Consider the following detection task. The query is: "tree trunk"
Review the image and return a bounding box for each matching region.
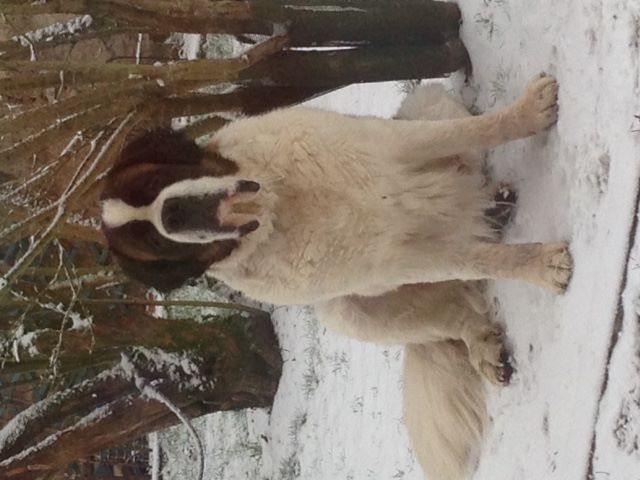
[253,0,462,46]
[244,39,470,87]
[163,85,334,117]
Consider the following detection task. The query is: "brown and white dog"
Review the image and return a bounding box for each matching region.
[101,74,571,480]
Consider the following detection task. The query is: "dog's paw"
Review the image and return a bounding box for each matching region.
[513,73,559,135]
[485,183,518,236]
[539,242,573,293]
[467,327,513,386]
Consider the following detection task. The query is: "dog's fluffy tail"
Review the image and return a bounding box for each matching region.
[395,83,485,171]
[403,341,486,480]
[395,83,471,121]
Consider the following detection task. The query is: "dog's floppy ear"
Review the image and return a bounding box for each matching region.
[109,234,239,292]
[113,252,210,292]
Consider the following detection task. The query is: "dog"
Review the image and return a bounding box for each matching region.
[101,73,572,479]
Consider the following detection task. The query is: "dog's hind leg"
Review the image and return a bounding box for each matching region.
[316,282,515,478]
[316,281,512,385]
[317,282,514,478]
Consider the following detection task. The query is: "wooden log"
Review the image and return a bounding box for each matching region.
[243,39,470,87]
[163,85,332,118]
[253,0,462,46]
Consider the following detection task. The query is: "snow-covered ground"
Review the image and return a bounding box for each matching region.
[157,1,640,478]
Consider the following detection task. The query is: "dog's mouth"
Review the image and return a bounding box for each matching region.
[160,179,261,242]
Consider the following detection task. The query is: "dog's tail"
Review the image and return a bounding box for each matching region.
[395,83,471,121]
[395,83,485,171]
[403,341,486,480]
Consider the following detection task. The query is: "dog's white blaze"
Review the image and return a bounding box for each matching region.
[159,176,236,200]
[159,228,241,244]
[102,176,243,244]
[101,199,152,228]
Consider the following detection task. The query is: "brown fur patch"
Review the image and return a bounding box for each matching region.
[111,240,237,292]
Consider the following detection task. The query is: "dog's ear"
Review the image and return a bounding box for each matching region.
[101,128,237,205]
[108,230,239,292]
[113,252,210,292]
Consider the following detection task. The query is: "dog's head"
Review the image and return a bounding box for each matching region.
[101,129,261,291]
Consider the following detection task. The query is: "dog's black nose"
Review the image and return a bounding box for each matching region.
[161,194,221,234]
[236,180,260,193]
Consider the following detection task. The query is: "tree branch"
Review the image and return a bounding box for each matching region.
[0,113,139,295]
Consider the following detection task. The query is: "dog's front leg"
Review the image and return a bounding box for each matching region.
[454,242,573,293]
[388,73,559,163]
[374,241,572,294]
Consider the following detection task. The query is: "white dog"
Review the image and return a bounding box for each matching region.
[101,74,571,479]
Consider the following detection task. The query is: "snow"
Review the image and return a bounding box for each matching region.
[11,325,40,360]
[15,15,93,46]
[14,15,93,61]
[156,1,640,479]
[459,1,640,478]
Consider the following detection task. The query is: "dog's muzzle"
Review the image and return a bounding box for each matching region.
[159,179,261,243]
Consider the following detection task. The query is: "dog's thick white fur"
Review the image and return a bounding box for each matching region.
[103,74,572,479]
[209,74,570,304]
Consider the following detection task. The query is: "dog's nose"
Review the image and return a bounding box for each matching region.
[161,194,221,234]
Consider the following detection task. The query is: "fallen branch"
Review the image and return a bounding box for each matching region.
[7,297,267,318]
[0,315,282,478]
[0,34,290,94]
[125,353,205,480]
